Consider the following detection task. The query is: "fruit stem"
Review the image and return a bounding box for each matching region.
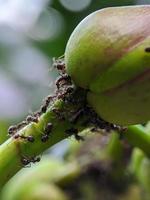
[124,125,150,157]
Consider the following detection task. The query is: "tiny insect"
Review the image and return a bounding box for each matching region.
[90,127,98,132]
[65,128,84,141]
[52,108,65,120]
[26,135,35,142]
[145,47,150,53]
[40,95,55,114]
[46,95,55,104]
[57,86,74,100]
[57,91,66,99]
[31,156,41,163]
[74,134,84,141]
[55,75,72,90]
[26,115,39,123]
[69,108,84,124]
[17,121,27,130]
[34,111,41,117]
[13,134,35,143]
[64,86,74,96]
[65,127,78,135]
[41,122,53,142]
[41,134,49,142]
[40,104,47,113]
[8,120,30,137]
[53,57,65,74]
[44,123,53,135]
[21,156,41,166]
[21,157,30,166]
[8,125,17,136]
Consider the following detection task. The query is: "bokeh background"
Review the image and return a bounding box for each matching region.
[0,0,149,146]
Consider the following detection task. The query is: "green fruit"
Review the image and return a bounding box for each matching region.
[65,5,150,125]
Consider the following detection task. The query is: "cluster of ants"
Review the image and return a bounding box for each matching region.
[7,56,123,166]
[7,57,75,166]
[8,116,53,142]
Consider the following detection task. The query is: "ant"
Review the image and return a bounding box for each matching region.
[8,114,41,137]
[41,134,49,142]
[65,128,84,141]
[69,106,91,125]
[45,95,55,105]
[90,127,98,132]
[26,115,39,123]
[16,121,28,130]
[55,74,72,90]
[53,56,65,74]
[44,123,53,134]
[64,86,74,95]
[21,156,41,166]
[40,104,47,114]
[40,95,55,114]
[69,108,85,124]
[145,47,150,53]
[74,134,84,141]
[52,108,65,120]
[41,123,53,143]
[8,125,17,136]
[57,86,74,100]
[21,157,30,166]
[13,134,35,143]
[8,121,28,136]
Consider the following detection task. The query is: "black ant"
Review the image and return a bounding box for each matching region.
[40,105,47,114]
[65,128,84,141]
[90,127,98,132]
[33,111,41,118]
[21,156,41,166]
[26,115,39,123]
[40,95,55,114]
[8,121,28,136]
[69,108,85,124]
[63,88,81,105]
[74,134,84,141]
[145,47,150,53]
[55,74,72,90]
[8,125,17,136]
[57,86,74,100]
[64,86,74,95]
[63,87,87,105]
[41,134,49,143]
[16,121,28,130]
[45,95,55,105]
[69,106,91,125]
[53,57,65,74]
[21,157,30,166]
[13,134,35,143]
[44,123,53,134]
[41,123,53,143]
[52,108,65,120]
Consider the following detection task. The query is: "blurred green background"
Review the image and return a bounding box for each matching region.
[0,0,149,143]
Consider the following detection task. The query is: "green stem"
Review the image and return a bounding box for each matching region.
[105,132,123,161]
[124,125,150,157]
[0,99,86,188]
[1,131,125,200]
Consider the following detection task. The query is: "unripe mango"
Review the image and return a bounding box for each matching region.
[65,5,150,125]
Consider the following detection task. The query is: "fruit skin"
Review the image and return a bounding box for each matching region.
[65,5,150,125]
